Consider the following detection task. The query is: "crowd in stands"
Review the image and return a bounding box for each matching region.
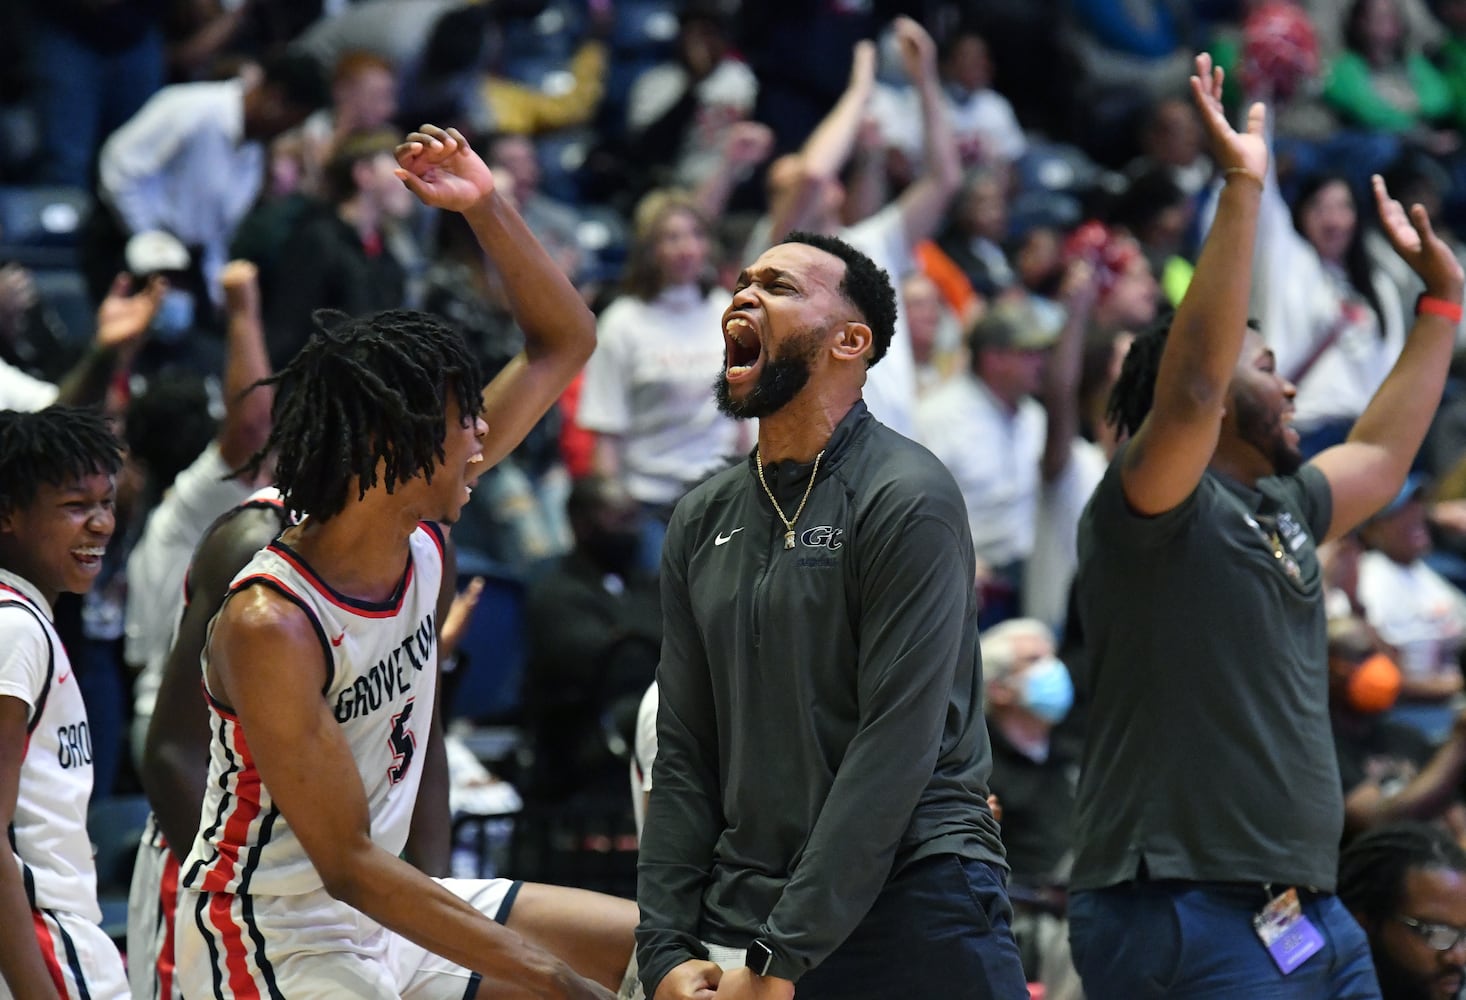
[14,0,1466,996]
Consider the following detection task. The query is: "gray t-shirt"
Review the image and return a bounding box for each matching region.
[1072,448,1341,891]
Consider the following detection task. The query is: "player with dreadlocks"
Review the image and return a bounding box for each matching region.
[172,125,633,1000]
[1339,823,1466,1000]
[1067,54,1466,997]
[0,406,129,999]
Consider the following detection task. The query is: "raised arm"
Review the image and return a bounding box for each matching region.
[1311,177,1465,541]
[215,261,274,472]
[1041,260,1100,483]
[208,588,613,999]
[765,42,876,245]
[890,17,962,248]
[396,125,596,470]
[1120,54,1268,516]
[54,273,165,408]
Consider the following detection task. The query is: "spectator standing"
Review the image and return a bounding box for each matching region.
[264,128,417,368]
[577,189,746,564]
[916,301,1054,627]
[93,53,326,307]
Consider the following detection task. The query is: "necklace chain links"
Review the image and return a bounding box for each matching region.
[755,446,825,550]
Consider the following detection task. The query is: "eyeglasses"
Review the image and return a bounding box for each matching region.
[1396,915,1466,952]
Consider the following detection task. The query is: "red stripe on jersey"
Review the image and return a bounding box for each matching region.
[158,852,180,999]
[31,910,67,995]
[209,894,262,1000]
[200,722,263,892]
[266,544,412,619]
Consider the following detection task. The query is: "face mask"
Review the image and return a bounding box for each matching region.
[1347,653,1402,714]
[151,288,195,343]
[1020,656,1074,725]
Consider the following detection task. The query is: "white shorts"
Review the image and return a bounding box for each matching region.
[0,907,129,1000]
[126,816,183,1000]
[175,877,521,1000]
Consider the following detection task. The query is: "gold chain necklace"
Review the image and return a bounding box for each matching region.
[755,446,824,550]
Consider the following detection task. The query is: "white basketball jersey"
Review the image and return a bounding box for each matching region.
[180,523,444,897]
[0,570,101,921]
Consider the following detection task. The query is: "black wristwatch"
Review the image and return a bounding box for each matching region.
[747,939,775,977]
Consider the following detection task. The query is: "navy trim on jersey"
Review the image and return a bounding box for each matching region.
[184,713,236,888]
[194,892,224,999]
[241,894,285,1000]
[0,596,55,733]
[227,576,337,697]
[464,972,482,999]
[420,520,445,560]
[267,537,413,617]
[8,825,35,906]
[49,908,93,1000]
[496,881,523,925]
[236,804,279,895]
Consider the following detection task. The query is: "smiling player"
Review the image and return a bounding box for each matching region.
[0,406,129,1000]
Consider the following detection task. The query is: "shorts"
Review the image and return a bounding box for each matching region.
[176,877,520,1000]
[0,907,129,1000]
[126,816,182,1000]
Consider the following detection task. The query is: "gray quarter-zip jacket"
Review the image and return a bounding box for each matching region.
[635,401,1006,993]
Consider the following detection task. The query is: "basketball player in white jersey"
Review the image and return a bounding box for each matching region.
[0,406,129,1000]
[172,125,635,999]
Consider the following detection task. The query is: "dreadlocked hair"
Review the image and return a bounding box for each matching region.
[1105,313,1264,439]
[1105,312,1172,440]
[0,406,123,515]
[1338,822,1466,924]
[239,309,483,521]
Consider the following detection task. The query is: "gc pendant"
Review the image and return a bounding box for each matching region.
[784,530,796,550]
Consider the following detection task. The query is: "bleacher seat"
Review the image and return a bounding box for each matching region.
[0,186,92,269]
[498,1,584,61]
[535,127,595,203]
[447,571,528,725]
[608,0,678,59]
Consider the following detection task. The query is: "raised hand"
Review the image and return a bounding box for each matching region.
[848,39,877,96]
[893,16,938,87]
[94,272,166,355]
[220,259,260,318]
[395,124,496,214]
[725,121,775,169]
[1373,174,1465,301]
[1190,52,1267,180]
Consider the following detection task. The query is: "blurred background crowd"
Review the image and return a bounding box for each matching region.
[11,0,1466,995]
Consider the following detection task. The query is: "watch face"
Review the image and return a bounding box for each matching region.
[748,940,774,976]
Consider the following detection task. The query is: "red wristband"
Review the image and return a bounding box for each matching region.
[1416,294,1463,323]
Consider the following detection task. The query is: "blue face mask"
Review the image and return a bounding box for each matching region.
[1020,656,1074,725]
[151,288,195,343]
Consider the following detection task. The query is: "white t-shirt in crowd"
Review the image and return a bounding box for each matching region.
[0,359,60,412]
[1024,437,1108,632]
[1358,551,1466,682]
[872,82,1027,167]
[915,373,1045,568]
[577,284,743,506]
[843,205,918,439]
